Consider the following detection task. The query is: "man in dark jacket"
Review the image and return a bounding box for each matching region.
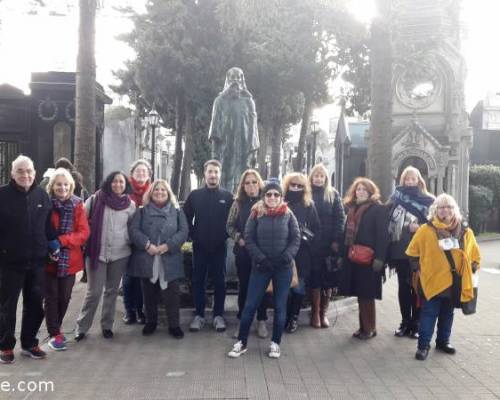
[0,155,52,364]
[183,160,233,332]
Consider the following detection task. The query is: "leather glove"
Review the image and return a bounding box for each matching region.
[472,262,479,274]
[256,258,273,272]
[276,253,292,266]
[372,259,385,273]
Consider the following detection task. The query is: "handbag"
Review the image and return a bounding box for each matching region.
[266,260,298,293]
[347,244,375,266]
[444,250,477,315]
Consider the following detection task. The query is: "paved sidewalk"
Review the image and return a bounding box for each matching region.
[2,241,500,399]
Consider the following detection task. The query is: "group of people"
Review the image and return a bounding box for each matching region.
[0,154,480,364]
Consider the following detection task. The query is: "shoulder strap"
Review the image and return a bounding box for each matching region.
[89,195,96,219]
[444,250,457,274]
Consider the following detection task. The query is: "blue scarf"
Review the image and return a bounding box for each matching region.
[390,186,434,223]
[52,195,81,277]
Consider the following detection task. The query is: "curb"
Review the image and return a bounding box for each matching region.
[476,235,500,243]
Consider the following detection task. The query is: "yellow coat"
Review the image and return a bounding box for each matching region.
[406,222,480,302]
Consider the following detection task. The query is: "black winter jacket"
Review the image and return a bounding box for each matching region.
[183,186,233,252]
[244,204,300,269]
[312,186,345,255]
[286,196,321,277]
[0,180,52,268]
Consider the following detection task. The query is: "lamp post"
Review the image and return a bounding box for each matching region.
[310,120,319,168]
[147,107,160,180]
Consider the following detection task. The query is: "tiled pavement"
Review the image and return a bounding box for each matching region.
[2,240,500,399]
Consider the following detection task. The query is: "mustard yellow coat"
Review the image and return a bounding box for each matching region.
[406,222,480,302]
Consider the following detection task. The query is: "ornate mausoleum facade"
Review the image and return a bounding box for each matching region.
[390,0,471,212]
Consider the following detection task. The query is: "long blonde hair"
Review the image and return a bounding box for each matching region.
[309,164,335,203]
[399,166,431,195]
[343,177,381,207]
[142,179,179,208]
[234,169,264,204]
[283,172,313,207]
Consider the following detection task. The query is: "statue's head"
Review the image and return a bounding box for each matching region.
[223,67,247,92]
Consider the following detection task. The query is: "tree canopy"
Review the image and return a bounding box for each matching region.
[113,0,369,195]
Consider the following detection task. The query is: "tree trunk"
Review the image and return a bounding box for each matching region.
[170,93,185,196]
[75,0,97,191]
[257,122,268,179]
[179,101,194,201]
[270,121,282,178]
[368,0,393,200]
[295,96,313,172]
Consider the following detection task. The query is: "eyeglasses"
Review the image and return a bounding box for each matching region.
[289,183,304,189]
[265,192,281,198]
[244,180,258,185]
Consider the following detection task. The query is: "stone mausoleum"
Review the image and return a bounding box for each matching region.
[336,1,471,212]
[0,71,111,186]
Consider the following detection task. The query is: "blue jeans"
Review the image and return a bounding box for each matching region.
[238,266,292,346]
[192,244,227,318]
[418,295,454,350]
[123,274,143,315]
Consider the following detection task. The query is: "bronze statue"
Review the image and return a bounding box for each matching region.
[208,67,259,192]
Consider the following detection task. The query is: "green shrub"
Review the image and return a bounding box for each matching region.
[470,165,500,202]
[469,184,494,233]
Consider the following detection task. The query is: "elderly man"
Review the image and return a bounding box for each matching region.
[0,155,52,364]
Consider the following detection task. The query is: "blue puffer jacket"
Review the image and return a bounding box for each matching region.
[244,201,300,269]
[127,202,188,282]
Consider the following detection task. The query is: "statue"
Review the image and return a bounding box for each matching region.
[208,67,259,192]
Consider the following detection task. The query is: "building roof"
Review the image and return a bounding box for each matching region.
[0,83,26,100]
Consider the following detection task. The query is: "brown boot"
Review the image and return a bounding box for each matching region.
[320,289,332,328]
[310,289,321,328]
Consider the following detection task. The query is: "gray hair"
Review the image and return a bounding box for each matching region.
[11,155,35,173]
[428,193,463,222]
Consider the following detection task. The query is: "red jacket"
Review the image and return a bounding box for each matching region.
[46,202,90,276]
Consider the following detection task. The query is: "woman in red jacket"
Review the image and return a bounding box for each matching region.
[45,168,90,351]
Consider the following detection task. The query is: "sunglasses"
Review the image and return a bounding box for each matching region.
[244,180,258,185]
[265,192,281,198]
[289,183,304,189]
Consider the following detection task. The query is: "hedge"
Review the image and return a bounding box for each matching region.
[469,165,500,232]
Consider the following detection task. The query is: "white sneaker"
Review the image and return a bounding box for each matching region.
[228,341,247,358]
[268,341,280,358]
[213,315,226,332]
[189,315,205,332]
[256,320,268,338]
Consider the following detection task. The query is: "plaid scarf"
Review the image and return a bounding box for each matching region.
[52,195,81,277]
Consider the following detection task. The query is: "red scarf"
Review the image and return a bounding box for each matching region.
[344,201,373,246]
[129,177,150,206]
[251,201,289,218]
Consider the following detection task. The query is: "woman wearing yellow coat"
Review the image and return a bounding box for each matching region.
[406,193,480,361]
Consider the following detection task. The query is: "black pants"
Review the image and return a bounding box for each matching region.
[141,279,180,328]
[123,273,143,315]
[235,251,267,321]
[44,273,76,337]
[0,266,45,351]
[395,260,420,330]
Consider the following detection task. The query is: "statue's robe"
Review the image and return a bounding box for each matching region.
[208,90,259,192]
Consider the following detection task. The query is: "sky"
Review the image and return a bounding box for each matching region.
[1,0,499,113]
